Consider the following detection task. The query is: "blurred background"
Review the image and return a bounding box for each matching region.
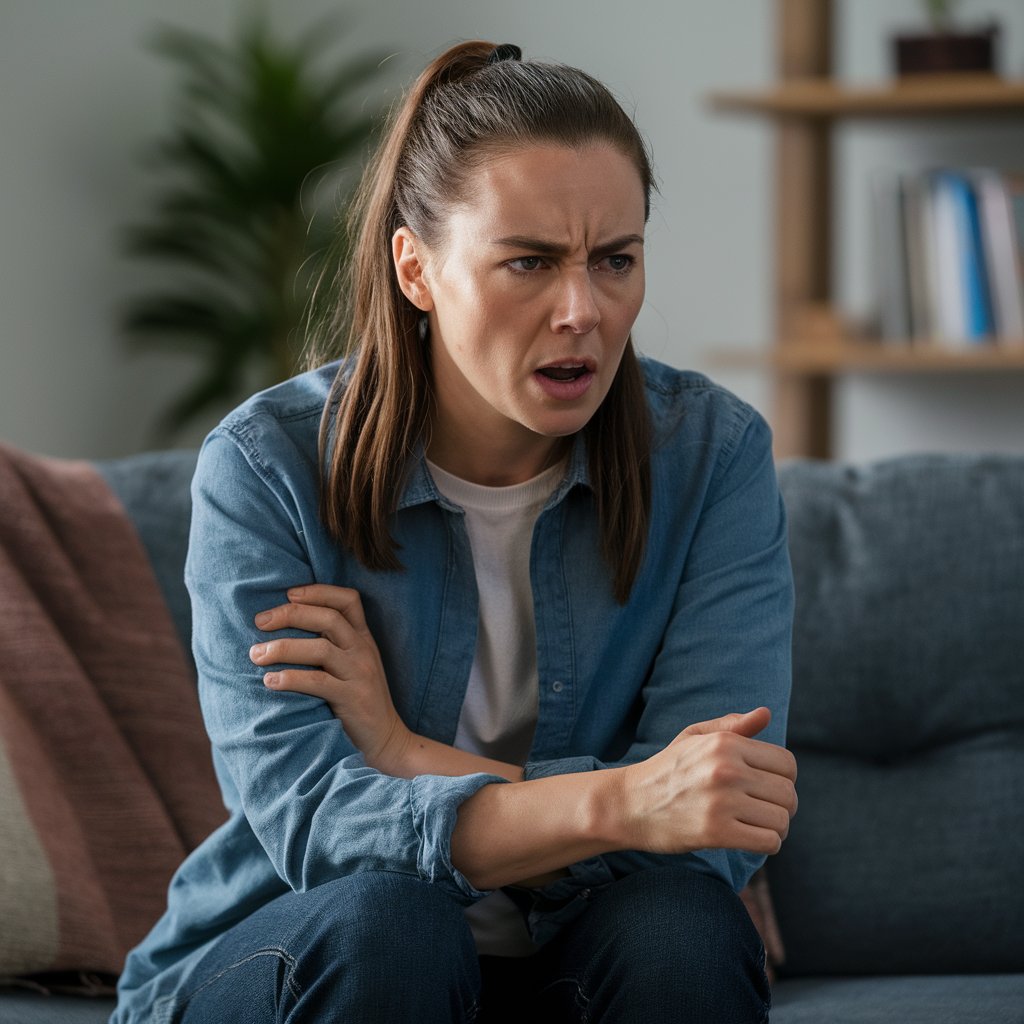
[1,0,1022,462]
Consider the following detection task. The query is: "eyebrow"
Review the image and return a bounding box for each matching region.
[490,234,645,259]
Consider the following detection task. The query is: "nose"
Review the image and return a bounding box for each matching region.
[551,270,600,335]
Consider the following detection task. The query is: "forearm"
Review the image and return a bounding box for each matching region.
[369,727,525,783]
[450,766,627,891]
[371,732,578,887]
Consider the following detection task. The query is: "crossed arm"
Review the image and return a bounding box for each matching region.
[249,583,798,892]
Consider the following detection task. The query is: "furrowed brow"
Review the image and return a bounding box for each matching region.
[589,234,645,259]
[490,234,645,258]
[490,236,571,257]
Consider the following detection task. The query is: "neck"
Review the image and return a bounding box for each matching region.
[426,415,569,486]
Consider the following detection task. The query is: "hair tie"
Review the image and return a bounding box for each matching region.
[487,43,522,64]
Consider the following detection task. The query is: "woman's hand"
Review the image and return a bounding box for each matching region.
[618,707,798,857]
[249,585,412,771]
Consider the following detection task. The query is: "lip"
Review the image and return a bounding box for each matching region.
[532,358,597,401]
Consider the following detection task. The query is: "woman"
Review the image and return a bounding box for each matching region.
[112,40,797,1024]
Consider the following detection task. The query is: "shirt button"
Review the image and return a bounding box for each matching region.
[551,680,564,693]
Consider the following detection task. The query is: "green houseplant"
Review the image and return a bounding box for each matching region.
[123,13,386,436]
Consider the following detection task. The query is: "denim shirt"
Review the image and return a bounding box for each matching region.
[112,357,793,1023]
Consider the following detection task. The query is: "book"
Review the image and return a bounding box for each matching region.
[928,171,971,346]
[869,166,1021,349]
[870,170,912,342]
[903,174,935,342]
[973,170,1024,342]
[950,171,995,342]
[1004,172,1024,346]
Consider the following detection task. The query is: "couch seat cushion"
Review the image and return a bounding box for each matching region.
[771,974,1024,1024]
[0,992,116,1024]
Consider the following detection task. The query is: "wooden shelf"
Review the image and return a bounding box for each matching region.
[708,1,1024,457]
[708,74,1024,119]
[714,340,1024,374]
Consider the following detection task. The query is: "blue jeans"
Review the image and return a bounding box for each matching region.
[174,866,769,1023]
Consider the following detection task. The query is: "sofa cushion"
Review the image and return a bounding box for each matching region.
[771,455,1024,975]
[771,973,1024,1024]
[0,992,115,1024]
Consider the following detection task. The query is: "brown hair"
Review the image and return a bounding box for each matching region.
[309,41,654,603]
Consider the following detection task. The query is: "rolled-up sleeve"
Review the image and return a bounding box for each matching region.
[186,426,505,902]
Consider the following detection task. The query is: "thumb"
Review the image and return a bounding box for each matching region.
[680,706,772,740]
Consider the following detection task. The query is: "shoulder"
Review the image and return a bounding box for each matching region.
[638,356,771,467]
[199,360,344,486]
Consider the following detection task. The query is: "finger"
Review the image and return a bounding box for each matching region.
[735,795,793,841]
[255,601,362,653]
[724,820,786,857]
[250,636,341,674]
[288,585,368,631]
[263,668,340,701]
[682,707,771,740]
[739,740,798,782]
[740,771,799,816]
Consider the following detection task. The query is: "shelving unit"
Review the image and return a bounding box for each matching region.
[708,0,1024,458]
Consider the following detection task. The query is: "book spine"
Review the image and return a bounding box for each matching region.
[952,172,995,342]
[974,170,1024,342]
[929,171,970,347]
[903,174,933,342]
[871,170,912,343]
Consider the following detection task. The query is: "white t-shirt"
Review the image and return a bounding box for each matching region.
[427,458,564,957]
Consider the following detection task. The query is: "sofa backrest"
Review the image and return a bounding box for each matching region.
[96,449,198,660]
[773,453,1024,976]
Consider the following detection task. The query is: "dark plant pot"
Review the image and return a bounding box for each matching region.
[893,24,999,76]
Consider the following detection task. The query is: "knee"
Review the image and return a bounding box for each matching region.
[299,872,475,970]
[289,873,479,1016]
[568,867,769,1020]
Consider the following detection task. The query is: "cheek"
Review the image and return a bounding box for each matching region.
[600,280,645,335]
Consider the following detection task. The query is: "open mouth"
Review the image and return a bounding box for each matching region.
[537,365,589,382]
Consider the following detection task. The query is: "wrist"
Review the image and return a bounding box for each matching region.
[580,764,634,851]
[366,717,414,777]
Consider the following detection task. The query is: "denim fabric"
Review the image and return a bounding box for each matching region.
[161,867,768,1023]
[111,358,793,1023]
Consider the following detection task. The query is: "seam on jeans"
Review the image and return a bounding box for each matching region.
[177,946,303,1010]
[758,940,771,1023]
[540,976,590,1024]
[574,981,591,1023]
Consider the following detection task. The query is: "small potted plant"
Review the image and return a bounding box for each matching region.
[893,0,1000,76]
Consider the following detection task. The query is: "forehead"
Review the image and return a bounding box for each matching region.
[445,142,647,243]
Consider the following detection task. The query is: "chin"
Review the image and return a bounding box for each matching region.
[528,409,600,440]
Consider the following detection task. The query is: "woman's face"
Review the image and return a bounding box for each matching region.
[393,142,647,485]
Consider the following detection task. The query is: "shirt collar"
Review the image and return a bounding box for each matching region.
[397,433,592,513]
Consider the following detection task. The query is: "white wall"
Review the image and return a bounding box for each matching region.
[1,0,1022,460]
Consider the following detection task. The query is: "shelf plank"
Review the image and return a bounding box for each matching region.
[713,340,1024,374]
[708,74,1024,119]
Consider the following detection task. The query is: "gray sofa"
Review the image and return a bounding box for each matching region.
[3,449,1022,1023]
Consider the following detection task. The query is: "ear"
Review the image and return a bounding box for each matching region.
[392,227,434,312]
